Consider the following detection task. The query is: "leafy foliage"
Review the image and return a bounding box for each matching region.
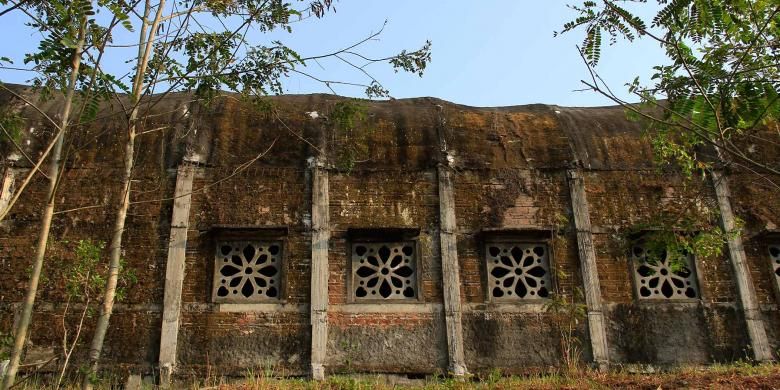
[623,197,735,270]
[559,0,780,176]
[0,331,12,361]
[23,1,101,97]
[544,273,586,372]
[330,99,370,173]
[389,40,433,77]
[0,108,24,145]
[142,1,431,102]
[630,229,725,272]
[53,240,136,306]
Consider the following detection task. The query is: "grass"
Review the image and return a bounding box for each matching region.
[9,362,780,389]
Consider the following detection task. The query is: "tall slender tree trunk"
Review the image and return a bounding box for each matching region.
[1,16,88,390]
[81,120,135,390]
[82,2,164,388]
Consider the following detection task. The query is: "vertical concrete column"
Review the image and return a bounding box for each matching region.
[711,170,773,362]
[437,162,467,376]
[158,163,196,384]
[0,166,17,216]
[309,158,329,380]
[566,169,609,370]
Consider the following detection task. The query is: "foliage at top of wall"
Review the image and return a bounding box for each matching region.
[621,185,737,269]
[559,0,780,179]
[329,99,372,173]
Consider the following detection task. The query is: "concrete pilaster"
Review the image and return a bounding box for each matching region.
[158,164,196,384]
[566,169,609,370]
[437,164,467,376]
[0,167,16,217]
[309,159,329,380]
[712,170,774,362]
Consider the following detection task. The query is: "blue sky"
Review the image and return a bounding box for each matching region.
[0,0,666,107]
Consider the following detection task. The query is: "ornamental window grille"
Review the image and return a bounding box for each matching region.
[770,245,780,292]
[213,241,282,302]
[631,244,699,300]
[351,242,417,300]
[486,242,551,300]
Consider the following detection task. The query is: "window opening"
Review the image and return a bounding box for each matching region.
[351,241,417,300]
[486,242,551,300]
[213,241,282,302]
[631,244,699,300]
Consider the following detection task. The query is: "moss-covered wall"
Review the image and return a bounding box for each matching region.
[0,86,777,378]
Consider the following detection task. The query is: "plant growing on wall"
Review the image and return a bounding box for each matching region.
[556,1,769,291]
[544,222,586,373]
[0,110,23,150]
[330,99,372,173]
[545,271,587,372]
[47,240,135,389]
[621,192,736,270]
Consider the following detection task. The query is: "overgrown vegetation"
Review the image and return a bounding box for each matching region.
[544,285,587,373]
[617,189,738,269]
[46,240,136,388]
[0,0,432,387]
[559,0,780,178]
[329,99,372,173]
[0,109,23,153]
[545,221,587,373]
[0,332,12,361]
[558,0,775,270]
[9,363,780,389]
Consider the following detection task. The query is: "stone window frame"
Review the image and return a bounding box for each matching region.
[627,231,704,303]
[208,226,289,304]
[481,229,556,304]
[346,228,424,304]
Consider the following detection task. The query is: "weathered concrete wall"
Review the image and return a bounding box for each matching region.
[1,165,172,371]
[1,85,777,379]
[176,166,312,375]
[584,170,757,364]
[728,173,780,355]
[327,309,448,374]
[326,170,444,373]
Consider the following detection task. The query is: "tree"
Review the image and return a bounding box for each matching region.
[558,0,780,178]
[0,1,431,387]
[557,0,780,276]
[1,2,94,387]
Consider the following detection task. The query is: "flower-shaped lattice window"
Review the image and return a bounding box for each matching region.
[632,245,698,299]
[351,242,417,300]
[770,245,780,291]
[213,241,282,302]
[486,243,551,300]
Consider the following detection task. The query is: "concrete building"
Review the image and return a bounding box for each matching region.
[0,87,778,381]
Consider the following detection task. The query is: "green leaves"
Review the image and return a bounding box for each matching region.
[74,0,95,16]
[58,240,136,304]
[630,228,725,272]
[0,109,24,151]
[560,0,780,176]
[331,99,371,173]
[102,1,134,31]
[389,40,432,77]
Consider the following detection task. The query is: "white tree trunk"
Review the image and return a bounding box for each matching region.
[1,15,88,390]
[82,2,165,388]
